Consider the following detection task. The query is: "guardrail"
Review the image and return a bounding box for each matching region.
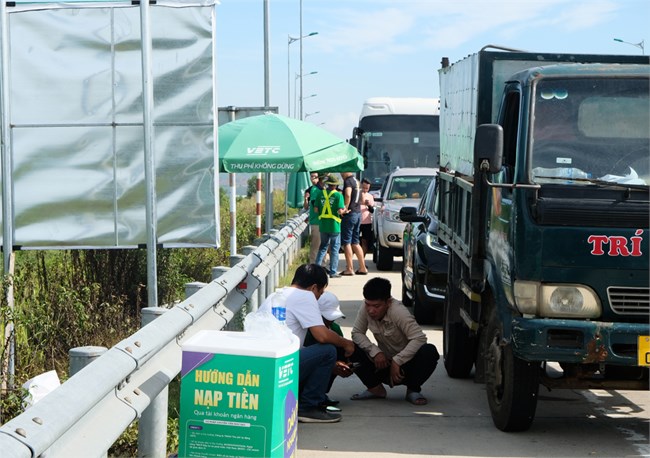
[0,214,308,457]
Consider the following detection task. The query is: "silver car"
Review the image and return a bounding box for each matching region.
[372,167,437,271]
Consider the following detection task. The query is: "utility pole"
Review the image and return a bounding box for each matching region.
[263,0,273,233]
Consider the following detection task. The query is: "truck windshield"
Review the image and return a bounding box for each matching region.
[359,115,439,190]
[530,77,649,186]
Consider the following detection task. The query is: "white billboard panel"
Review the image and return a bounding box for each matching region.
[1,2,219,248]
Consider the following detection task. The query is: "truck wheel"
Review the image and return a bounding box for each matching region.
[376,245,393,271]
[485,304,540,432]
[443,287,476,378]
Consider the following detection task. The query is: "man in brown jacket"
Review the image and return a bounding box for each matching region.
[349,277,439,405]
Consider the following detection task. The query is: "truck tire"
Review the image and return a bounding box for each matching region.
[443,285,476,378]
[376,244,393,271]
[485,303,540,432]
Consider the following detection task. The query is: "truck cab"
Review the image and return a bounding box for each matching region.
[438,49,649,432]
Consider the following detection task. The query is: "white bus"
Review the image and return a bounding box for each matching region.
[350,97,440,194]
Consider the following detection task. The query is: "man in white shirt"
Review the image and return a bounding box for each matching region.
[260,264,354,423]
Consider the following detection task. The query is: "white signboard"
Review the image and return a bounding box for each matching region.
[1,1,219,248]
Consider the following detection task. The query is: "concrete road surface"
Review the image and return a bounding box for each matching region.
[296,255,650,458]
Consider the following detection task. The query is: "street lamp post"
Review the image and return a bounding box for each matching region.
[287,32,317,117]
[300,0,303,119]
[613,38,645,54]
[294,71,317,118]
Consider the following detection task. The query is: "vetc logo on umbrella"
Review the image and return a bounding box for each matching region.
[247,146,281,156]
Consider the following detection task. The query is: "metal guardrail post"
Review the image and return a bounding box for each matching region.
[68,346,108,458]
[230,254,244,267]
[269,229,279,293]
[69,346,107,377]
[258,274,267,310]
[212,266,229,281]
[138,307,169,458]
[252,236,269,304]
[229,255,247,328]
[212,267,240,330]
[185,281,207,298]
[241,246,259,312]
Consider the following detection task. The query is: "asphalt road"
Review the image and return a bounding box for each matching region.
[296,255,650,458]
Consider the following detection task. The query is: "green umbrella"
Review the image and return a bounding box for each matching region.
[286,171,311,208]
[218,113,363,173]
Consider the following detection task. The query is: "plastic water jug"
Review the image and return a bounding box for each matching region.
[271,288,287,324]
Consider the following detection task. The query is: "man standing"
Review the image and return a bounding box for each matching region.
[314,175,346,278]
[359,178,376,256]
[340,172,368,275]
[260,264,354,423]
[304,172,327,264]
[349,277,439,405]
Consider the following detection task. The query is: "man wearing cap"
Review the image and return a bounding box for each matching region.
[304,291,353,409]
[304,172,328,264]
[314,175,346,278]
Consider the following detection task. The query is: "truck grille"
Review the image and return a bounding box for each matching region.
[608,287,650,315]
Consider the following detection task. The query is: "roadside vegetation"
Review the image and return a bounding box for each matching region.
[0,183,305,455]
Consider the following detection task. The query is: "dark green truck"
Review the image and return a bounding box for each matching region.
[437,45,649,431]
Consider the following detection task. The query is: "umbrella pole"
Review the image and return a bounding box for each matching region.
[285,172,288,223]
[256,173,263,237]
[229,173,237,254]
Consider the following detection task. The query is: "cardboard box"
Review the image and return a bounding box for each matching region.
[179,330,299,457]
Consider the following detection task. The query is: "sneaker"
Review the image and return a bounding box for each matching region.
[329,273,342,278]
[298,407,342,423]
[323,396,340,406]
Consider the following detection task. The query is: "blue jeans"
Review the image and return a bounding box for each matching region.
[299,343,336,410]
[315,232,340,276]
[341,212,361,245]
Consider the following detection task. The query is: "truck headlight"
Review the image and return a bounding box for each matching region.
[514,281,601,318]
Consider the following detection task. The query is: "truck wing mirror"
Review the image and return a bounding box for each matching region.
[474,124,503,173]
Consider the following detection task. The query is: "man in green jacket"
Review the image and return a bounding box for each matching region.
[313,175,345,278]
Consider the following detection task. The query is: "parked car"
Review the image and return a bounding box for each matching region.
[372,167,437,271]
[400,175,449,324]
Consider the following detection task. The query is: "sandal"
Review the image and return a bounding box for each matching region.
[350,390,386,401]
[355,270,368,275]
[405,391,427,406]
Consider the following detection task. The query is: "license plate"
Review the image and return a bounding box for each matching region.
[638,336,650,367]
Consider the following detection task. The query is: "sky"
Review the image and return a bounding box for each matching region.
[215,0,649,141]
